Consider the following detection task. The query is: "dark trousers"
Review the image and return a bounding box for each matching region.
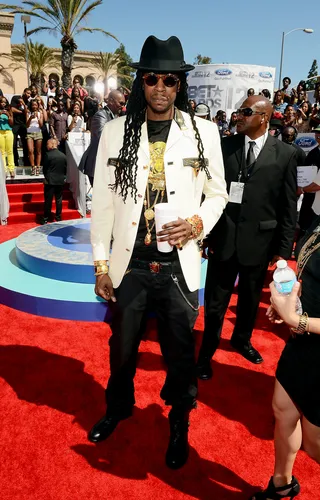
[105,265,199,417]
[44,184,63,219]
[198,252,268,362]
[13,126,28,166]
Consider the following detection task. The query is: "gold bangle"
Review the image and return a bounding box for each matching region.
[94,260,108,266]
[94,262,109,276]
[290,312,309,335]
[185,215,204,240]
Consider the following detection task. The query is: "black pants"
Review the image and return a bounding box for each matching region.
[44,184,63,219]
[105,265,199,417]
[198,252,268,362]
[13,126,28,166]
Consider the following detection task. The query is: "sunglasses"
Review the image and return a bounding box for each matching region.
[143,73,179,88]
[236,108,265,117]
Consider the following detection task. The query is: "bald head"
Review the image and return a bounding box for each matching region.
[106,90,125,116]
[47,138,58,150]
[236,95,273,138]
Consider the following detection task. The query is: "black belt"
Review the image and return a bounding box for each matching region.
[129,259,181,274]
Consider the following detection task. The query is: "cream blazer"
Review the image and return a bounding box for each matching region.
[91,111,228,292]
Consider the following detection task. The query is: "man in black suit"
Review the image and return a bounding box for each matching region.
[42,139,67,224]
[197,95,297,379]
[78,90,125,186]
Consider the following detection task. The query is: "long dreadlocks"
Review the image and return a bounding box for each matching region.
[111,71,209,203]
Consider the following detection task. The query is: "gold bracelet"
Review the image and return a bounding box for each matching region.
[290,312,309,336]
[94,263,109,276]
[94,260,108,266]
[185,215,204,240]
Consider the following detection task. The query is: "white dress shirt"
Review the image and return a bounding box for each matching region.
[245,130,269,161]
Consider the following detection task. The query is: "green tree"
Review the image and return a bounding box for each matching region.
[306,59,318,90]
[193,54,212,65]
[1,40,57,88]
[0,0,118,88]
[89,51,132,92]
[114,43,134,89]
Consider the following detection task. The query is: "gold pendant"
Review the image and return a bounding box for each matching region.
[144,208,155,221]
[144,233,152,246]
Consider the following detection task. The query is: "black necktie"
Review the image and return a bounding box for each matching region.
[246,140,256,167]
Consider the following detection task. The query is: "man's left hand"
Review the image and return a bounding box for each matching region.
[270,255,285,267]
[157,217,192,246]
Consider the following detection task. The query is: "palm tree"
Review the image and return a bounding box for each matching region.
[89,51,132,91]
[1,40,57,88]
[0,0,118,88]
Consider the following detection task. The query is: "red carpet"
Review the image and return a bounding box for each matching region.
[0,223,318,499]
[6,183,81,223]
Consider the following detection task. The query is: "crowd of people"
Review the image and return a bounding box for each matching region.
[188,77,320,139]
[0,77,129,178]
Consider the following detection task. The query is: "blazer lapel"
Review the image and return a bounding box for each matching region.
[234,134,245,170]
[165,119,184,153]
[250,135,276,178]
[139,121,150,162]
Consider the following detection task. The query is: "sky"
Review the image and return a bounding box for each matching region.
[8,0,319,87]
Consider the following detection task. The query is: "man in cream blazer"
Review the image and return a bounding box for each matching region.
[89,35,228,469]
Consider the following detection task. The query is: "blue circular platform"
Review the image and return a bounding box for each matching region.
[0,219,207,321]
[16,220,95,284]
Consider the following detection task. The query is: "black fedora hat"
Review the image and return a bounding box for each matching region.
[131,35,194,73]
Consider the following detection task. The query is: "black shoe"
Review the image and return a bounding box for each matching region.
[196,360,213,380]
[40,217,48,225]
[55,216,61,222]
[88,413,131,443]
[166,408,190,470]
[230,340,263,364]
[249,475,300,499]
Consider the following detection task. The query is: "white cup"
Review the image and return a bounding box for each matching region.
[155,203,178,253]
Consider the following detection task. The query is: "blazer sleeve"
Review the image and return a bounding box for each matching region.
[90,123,115,262]
[198,122,228,237]
[275,150,298,258]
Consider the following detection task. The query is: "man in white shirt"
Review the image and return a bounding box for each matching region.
[197,95,298,379]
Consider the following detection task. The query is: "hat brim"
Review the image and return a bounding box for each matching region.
[195,112,209,117]
[130,62,195,72]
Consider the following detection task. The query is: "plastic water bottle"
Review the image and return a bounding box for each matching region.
[273,260,302,314]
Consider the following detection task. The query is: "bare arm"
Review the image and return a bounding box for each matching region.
[270,282,320,334]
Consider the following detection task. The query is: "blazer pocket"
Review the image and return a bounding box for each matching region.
[259,220,278,230]
[183,157,208,177]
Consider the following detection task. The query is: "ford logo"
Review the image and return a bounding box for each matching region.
[259,71,273,79]
[296,136,317,148]
[215,68,232,76]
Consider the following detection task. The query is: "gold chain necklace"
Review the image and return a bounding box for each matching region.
[297,225,320,280]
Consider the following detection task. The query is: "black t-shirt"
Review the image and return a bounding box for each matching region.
[10,95,27,128]
[132,119,178,262]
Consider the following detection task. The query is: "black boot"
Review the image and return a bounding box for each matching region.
[165,407,191,469]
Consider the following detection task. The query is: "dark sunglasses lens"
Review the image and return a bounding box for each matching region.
[163,75,177,87]
[144,74,158,86]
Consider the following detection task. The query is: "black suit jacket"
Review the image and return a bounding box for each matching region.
[78,106,114,178]
[208,134,298,266]
[43,148,67,185]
